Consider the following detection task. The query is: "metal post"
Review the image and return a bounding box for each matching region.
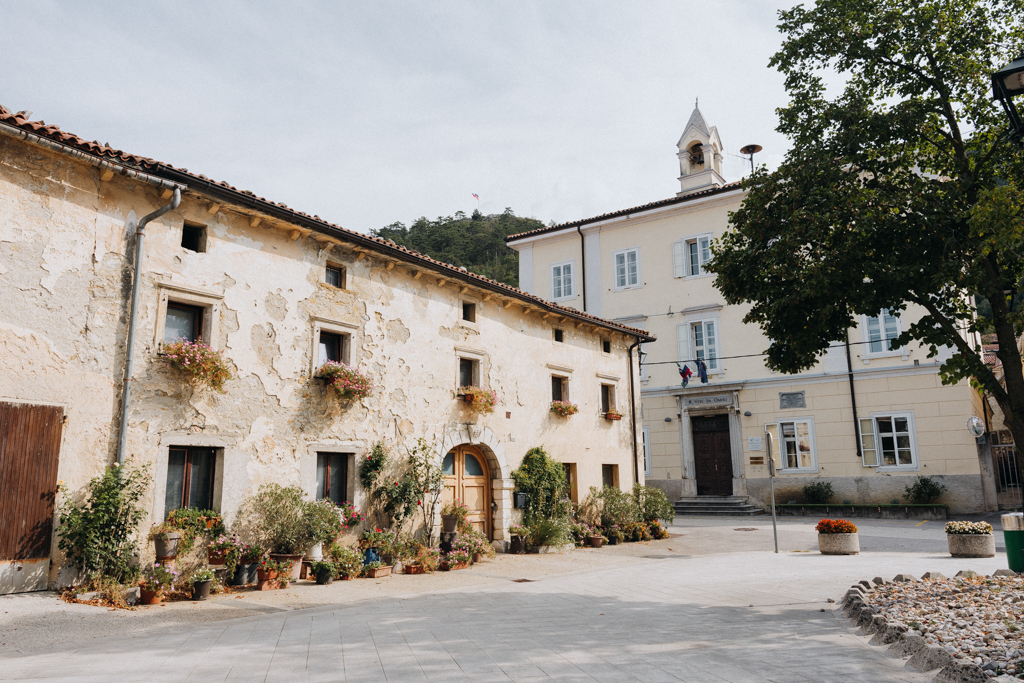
[766,431,778,553]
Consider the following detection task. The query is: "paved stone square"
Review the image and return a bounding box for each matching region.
[0,518,1010,682]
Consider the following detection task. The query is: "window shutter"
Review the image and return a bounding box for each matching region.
[676,323,690,363]
[860,418,879,466]
[672,241,685,278]
[699,237,711,272]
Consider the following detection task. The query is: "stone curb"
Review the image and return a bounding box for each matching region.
[837,571,1015,683]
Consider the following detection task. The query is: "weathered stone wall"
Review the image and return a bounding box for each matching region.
[0,136,644,585]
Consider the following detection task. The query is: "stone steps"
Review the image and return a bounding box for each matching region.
[673,496,765,516]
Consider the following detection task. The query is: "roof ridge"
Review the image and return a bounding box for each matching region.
[0,104,655,342]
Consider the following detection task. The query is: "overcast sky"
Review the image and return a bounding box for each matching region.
[4,1,797,233]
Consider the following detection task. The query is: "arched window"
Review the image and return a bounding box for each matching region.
[689,143,705,167]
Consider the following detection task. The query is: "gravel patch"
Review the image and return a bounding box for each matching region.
[857,572,1024,678]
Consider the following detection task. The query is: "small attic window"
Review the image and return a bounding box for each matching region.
[602,339,611,354]
[689,143,704,167]
[181,223,206,253]
[553,328,564,343]
[462,302,476,323]
[325,264,345,288]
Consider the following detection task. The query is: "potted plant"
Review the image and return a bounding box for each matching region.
[550,400,579,417]
[327,543,364,580]
[238,484,312,582]
[444,541,472,570]
[305,499,344,561]
[606,525,624,545]
[162,339,234,392]
[363,561,392,578]
[457,386,499,414]
[648,520,670,540]
[604,409,623,421]
[149,522,182,560]
[404,544,440,574]
[310,560,335,585]
[227,543,259,586]
[816,519,860,555]
[441,500,469,534]
[337,501,364,532]
[587,531,604,548]
[139,563,177,605]
[317,360,374,400]
[190,567,216,601]
[207,534,238,566]
[945,521,996,557]
[509,524,529,554]
[164,508,226,557]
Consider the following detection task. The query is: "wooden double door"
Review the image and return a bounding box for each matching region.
[442,445,491,539]
[693,414,734,496]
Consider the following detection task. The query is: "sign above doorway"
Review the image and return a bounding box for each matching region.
[684,395,732,408]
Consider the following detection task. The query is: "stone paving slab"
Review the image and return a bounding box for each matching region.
[2,548,1005,682]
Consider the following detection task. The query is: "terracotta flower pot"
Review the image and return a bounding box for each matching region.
[441,515,458,533]
[604,413,623,421]
[587,535,604,548]
[256,568,279,582]
[365,566,392,579]
[445,561,469,571]
[269,553,303,581]
[818,532,860,555]
[405,564,426,575]
[207,548,229,566]
[139,585,164,605]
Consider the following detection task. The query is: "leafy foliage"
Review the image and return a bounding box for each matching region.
[528,517,571,547]
[57,463,151,584]
[237,484,310,554]
[327,542,364,578]
[372,208,546,287]
[317,361,374,401]
[633,484,675,524]
[904,475,948,504]
[511,447,569,525]
[802,482,835,505]
[160,507,224,555]
[408,438,445,545]
[163,340,233,392]
[360,441,388,490]
[707,0,1024,447]
[305,499,344,546]
[588,485,640,529]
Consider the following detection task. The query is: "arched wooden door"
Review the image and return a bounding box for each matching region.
[442,445,491,539]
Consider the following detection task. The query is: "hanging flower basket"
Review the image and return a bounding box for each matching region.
[604,410,623,421]
[317,361,374,401]
[458,386,498,414]
[163,340,233,392]
[550,400,579,417]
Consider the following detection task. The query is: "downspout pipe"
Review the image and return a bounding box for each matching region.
[628,336,642,485]
[577,225,587,312]
[845,332,862,460]
[116,188,181,463]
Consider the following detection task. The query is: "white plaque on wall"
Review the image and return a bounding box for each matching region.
[748,436,763,451]
[683,395,732,408]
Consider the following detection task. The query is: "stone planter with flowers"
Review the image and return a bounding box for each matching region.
[945,520,996,557]
[816,518,860,555]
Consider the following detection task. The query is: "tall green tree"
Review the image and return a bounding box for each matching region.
[372,208,544,287]
[708,1,1024,445]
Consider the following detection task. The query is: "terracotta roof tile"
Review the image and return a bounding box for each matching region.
[0,104,654,342]
[505,181,745,242]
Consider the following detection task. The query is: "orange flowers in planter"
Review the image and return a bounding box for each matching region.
[815,519,858,534]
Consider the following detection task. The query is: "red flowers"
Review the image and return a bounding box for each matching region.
[815,519,858,534]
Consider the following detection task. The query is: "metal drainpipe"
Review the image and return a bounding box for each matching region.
[845,332,862,460]
[628,336,642,485]
[116,188,181,463]
[577,225,587,312]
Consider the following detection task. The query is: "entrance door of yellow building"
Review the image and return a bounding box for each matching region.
[442,445,491,539]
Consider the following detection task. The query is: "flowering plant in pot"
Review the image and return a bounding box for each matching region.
[815,518,859,555]
[328,543,365,579]
[162,339,234,392]
[139,563,177,604]
[207,534,239,567]
[550,400,579,417]
[443,541,472,570]
[458,386,499,414]
[945,521,995,558]
[317,361,374,401]
[441,499,469,534]
[362,560,392,578]
[360,528,395,550]
[604,409,623,421]
[228,543,260,586]
[404,544,440,574]
[508,524,529,554]
[304,499,344,560]
[310,560,335,585]
[148,521,183,560]
[337,501,364,530]
[605,525,624,545]
[164,508,225,555]
[189,567,216,601]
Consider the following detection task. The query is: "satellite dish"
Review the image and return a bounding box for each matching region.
[967,416,985,438]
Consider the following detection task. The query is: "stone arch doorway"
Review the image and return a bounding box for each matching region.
[438,425,513,545]
[442,445,491,538]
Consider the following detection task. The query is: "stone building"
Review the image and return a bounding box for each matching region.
[0,106,652,594]
[508,104,996,516]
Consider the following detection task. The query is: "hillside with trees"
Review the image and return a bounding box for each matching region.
[371,208,545,288]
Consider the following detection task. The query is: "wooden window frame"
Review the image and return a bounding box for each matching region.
[316,452,350,505]
[164,302,205,345]
[166,446,217,512]
[154,284,223,352]
[311,317,358,375]
[325,264,346,289]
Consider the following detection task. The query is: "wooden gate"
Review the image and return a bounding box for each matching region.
[0,402,64,589]
[693,414,733,496]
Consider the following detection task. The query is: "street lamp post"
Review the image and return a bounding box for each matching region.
[993,51,1024,146]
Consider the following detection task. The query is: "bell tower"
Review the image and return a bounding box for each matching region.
[676,100,725,196]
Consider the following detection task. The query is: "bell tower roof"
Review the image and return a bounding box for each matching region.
[682,99,710,138]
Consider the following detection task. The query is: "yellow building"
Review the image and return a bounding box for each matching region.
[508,104,996,515]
